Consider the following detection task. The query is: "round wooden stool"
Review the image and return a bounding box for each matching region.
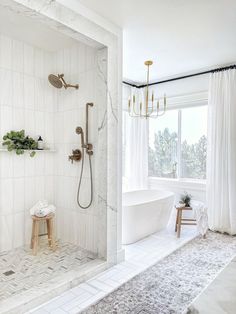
[31,213,56,255]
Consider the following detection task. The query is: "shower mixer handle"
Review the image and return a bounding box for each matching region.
[68,149,82,163]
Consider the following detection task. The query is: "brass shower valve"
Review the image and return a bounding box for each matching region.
[68,149,82,163]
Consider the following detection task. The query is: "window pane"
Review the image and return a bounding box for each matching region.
[181,106,207,179]
[149,110,178,178]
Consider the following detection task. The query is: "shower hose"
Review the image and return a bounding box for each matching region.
[76,147,93,209]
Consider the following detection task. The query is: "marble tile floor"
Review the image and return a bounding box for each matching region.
[29,226,198,314]
[0,240,102,313]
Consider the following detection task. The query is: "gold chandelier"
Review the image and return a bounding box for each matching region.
[128,60,167,118]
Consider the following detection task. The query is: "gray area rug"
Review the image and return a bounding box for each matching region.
[82,232,236,314]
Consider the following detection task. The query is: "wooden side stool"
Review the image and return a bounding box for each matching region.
[175,205,196,238]
[31,213,56,255]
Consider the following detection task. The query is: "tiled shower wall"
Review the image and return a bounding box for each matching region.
[54,43,99,254]
[0,34,55,252]
[0,33,102,255]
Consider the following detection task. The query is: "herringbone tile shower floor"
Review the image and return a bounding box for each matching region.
[0,240,97,301]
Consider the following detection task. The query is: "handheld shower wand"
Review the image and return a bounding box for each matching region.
[76,103,94,209]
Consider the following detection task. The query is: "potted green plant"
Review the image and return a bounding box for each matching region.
[179,191,192,207]
[2,130,37,157]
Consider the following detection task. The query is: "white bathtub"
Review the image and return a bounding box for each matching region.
[122,190,174,244]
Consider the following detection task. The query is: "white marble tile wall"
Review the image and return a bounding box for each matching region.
[0,33,55,252]
[0,31,106,257]
[4,0,122,267]
[54,43,100,254]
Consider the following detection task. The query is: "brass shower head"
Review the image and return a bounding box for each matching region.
[48,74,79,89]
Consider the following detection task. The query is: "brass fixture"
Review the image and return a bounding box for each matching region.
[68,149,82,163]
[85,103,93,155]
[75,103,94,209]
[48,74,79,89]
[128,60,167,118]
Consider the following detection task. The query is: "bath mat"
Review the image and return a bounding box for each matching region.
[82,232,236,314]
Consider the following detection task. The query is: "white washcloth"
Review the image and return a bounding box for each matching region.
[34,205,56,218]
[30,200,48,216]
[30,200,56,217]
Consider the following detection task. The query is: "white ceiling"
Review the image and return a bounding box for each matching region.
[77,0,236,83]
[0,5,78,51]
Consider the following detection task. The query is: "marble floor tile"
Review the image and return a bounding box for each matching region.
[29,225,197,313]
[0,240,97,302]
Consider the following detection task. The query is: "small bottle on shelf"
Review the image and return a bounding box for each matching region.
[37,136,44,150]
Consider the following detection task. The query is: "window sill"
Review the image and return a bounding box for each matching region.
[148,176,206,191]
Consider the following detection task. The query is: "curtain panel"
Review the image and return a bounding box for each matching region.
[207,69,236,234]
[124,87,148,191]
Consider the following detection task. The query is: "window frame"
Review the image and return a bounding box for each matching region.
[148,102,207,182]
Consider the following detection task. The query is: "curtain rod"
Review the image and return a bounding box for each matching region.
[123,64,236,88]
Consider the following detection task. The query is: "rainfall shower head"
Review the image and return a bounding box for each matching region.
[48,74,63,89]
[48,74,79,89]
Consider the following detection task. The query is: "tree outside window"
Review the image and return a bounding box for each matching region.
[148,105,207,180]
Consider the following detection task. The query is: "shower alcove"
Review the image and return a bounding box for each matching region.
[0,0,122,313]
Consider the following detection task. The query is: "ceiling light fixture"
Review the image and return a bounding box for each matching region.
[128,60,167,118]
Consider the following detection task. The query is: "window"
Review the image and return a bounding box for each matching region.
[149,110,178,178]
[148,105,207,180]
[181,106,207,179]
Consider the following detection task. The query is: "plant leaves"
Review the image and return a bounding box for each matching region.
[2,130,37,157]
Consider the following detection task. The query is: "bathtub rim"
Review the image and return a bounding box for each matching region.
[122,189,175,207]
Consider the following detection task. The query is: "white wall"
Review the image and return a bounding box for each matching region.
[0,33,55,251]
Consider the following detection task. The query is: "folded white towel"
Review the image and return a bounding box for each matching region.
[34,205,56,218]
[30,200,49,216]
[30,200,56,217]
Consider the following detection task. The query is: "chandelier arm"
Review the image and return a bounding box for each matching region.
[128,99,131,115]
[145,64,150,116]
[149,100,154,115]
[133,102,140,115]
[156,111,166,117]
[129,112,144,118]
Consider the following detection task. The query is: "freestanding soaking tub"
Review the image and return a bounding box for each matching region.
[122,190,174,244]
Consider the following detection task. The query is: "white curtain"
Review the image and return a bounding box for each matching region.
[207,69,236,234]
[124,87,148,191]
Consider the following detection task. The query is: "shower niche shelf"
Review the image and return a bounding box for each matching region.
[0,148,56,153]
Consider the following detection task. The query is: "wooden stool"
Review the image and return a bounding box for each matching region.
[31,213,56,255]
[175,205,196,238]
